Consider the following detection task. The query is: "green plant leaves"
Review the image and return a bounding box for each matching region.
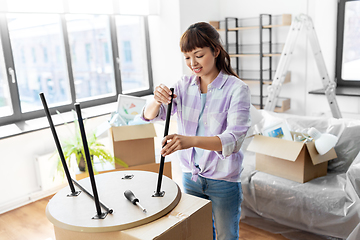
[52,111,128,177]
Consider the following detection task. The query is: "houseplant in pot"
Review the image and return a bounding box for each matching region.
[54,111,128,176]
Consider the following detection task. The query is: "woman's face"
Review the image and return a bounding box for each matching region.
[183,47,219,81]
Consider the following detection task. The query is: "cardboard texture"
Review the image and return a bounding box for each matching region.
[53,193,213,240]
[109,123,156,168]
[247,134,337,183]
[282,14,292,26]
[209,21,220,29]
[76,162,172,180]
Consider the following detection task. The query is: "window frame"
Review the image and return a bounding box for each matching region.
[335,0,360,87]
[0,12,153,126]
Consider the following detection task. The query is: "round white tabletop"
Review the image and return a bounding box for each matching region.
[46,170,181,233]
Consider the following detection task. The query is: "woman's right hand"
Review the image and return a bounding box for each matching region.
[154,84,177,104]
[143,84,177,120]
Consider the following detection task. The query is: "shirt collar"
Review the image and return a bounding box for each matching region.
[211,70,229,89]
[190,70,229,89]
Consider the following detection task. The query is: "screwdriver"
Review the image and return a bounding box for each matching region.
[124,190,147,213]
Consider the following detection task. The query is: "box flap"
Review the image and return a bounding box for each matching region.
[305,141,337,165]
[112,123,156,141]
[247,135,305,162]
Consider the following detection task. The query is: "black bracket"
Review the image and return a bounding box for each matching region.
[152,191,165,197]
[122,174,134,180]
[92,212,108,220]
[67,190,81,197]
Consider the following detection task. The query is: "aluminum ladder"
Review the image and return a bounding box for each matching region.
[264,14,342,118]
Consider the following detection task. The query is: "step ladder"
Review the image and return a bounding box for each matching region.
[264,14,342,118]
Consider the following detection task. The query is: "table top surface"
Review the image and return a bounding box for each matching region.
[46,170,181,233]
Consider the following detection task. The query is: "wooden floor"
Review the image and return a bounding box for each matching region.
[0,196,287,240]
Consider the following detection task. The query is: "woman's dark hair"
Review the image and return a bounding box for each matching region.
[180,22,239,78]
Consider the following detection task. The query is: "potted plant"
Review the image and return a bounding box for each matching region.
[54,111,128,175]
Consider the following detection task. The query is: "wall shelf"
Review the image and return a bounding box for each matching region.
[211,14,292,111]
[251,95,291,113]
[211,14,291,31]
[229,53,282,57]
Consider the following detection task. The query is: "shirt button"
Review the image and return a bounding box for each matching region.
[204,122,207,125]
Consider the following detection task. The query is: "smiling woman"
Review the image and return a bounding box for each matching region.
[143,21,251,240]
[183,47,220,91]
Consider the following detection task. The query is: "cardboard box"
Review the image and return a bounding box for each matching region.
[209,21,220,29]
[120,193,213,239]
[76,162,172,180]
[109,123,157,168]
[53,193,213,240]
[247,134,337,183]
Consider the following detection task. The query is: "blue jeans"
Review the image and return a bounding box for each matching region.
[182,172,243,240]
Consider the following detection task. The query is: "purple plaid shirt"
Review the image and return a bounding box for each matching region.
[143,71,251,182]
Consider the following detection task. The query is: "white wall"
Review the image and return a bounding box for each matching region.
[148,0,183,88]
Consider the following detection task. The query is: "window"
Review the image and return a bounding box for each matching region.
[0,35,13,117]
[336,0,360,87]
[68,0,113,14]
[67,14,116,101]
[6,0,64,13]
[104,42,110,64]
[0,1,154,127]
[7,13,71,113]
[115,16,150,93]
[123,41,132,62]
[43,47,48,63]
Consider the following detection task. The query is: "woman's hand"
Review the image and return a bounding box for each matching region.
[154,84,177,105]
[143,84,177,120]
[160,134,193,157]
[160,135,222,156]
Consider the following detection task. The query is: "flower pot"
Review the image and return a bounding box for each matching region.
[78,156,86,172]
[77,154,94,172]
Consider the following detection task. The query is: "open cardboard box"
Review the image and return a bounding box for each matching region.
[247,133,337,183]
[109,123,157,168]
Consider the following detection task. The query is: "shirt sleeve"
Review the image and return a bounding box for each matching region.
[140,83,179,122]
[140,102,166,122]
[216,84,251,159]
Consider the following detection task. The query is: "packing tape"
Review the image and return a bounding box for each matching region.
[167,211,191,239]
[167,211,189,220]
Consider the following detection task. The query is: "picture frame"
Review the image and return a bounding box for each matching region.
[116,94,147,121]
[262,121,293,141]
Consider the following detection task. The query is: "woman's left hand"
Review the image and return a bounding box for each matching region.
[160,134,194,157]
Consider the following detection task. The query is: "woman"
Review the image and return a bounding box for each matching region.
[142,22,251,240]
